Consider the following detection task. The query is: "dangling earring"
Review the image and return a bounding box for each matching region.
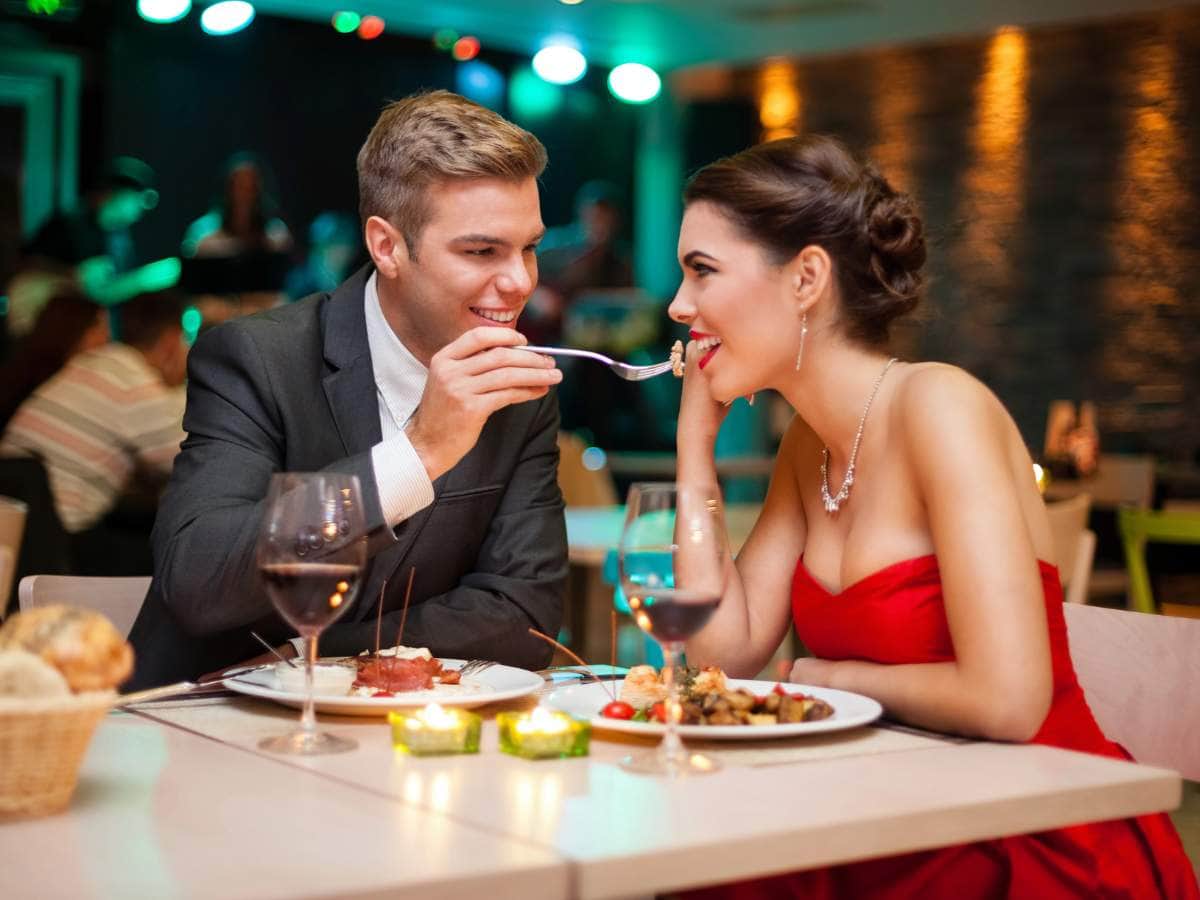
[795,312,808,371]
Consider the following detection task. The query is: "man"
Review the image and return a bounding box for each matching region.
[13,157,179,323]
[0,290,188,573]
[127,91,567,688]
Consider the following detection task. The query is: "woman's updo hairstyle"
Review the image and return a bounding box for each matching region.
[684,134,926,348]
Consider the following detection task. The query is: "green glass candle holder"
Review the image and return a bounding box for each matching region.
[497,708,590,759]
[389,704,481,756]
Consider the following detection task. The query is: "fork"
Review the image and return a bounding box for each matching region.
[521,346,675,381]
[457,659,497,679]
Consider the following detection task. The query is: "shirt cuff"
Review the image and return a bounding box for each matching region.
[371,433,435,527]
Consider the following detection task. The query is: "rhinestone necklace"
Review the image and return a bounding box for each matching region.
[820,357,898,515]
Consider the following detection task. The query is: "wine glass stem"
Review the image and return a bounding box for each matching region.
[660,641,685,767]
[300,633,317,737]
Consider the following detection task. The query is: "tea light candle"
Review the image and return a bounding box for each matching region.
[498,707,590,759]
[389,703,481,756]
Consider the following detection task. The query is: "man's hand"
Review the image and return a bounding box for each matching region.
[406,327,562,481]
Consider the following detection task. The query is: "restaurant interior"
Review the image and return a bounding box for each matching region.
[0,0,1198,897]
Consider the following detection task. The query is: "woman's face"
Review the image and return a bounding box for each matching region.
[668,202,800,402]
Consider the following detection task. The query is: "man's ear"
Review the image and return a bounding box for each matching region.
[364,216,409,279]
[789,244,832,316]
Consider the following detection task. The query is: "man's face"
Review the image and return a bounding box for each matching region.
[382,177,544,364]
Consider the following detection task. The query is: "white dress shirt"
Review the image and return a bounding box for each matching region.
[364,271,436,526]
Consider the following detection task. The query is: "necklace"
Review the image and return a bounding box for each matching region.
[820,357,898,515]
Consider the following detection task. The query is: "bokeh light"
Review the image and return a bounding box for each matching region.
[331,10,360,33]
[200,1,255,35]
[358,15,384,39]
[452,36,481,61]
[607,63,661,104]
[433,28,458,50]
[138,0,191,24]
[509,65,563,120]
[532,45,587,85]
[457,60,505,109]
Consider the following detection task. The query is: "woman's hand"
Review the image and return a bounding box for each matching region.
[676,339,730,452]
[789,656,836,687]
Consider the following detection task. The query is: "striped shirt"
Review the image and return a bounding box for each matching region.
[0,343,186,533]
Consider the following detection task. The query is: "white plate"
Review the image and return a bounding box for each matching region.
[224,658,542,716]
[547,678,882,740]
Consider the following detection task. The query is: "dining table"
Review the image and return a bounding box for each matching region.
[0,676,1182,900]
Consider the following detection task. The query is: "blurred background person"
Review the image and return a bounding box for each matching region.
[0,290,188,575]
[181,153,293,326]
[284,210,362,300]
[8,157,179,332]
[527,179,634,345]
[0,290,109,433]
[181,152,292,258]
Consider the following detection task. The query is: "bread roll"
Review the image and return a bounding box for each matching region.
[0,606,133,692]
[0,649,70,698]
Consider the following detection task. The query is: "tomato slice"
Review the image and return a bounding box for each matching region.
[649,701,667,723]
[601,700,636,720]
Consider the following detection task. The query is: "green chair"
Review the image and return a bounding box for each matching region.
[1117,507,1200,616]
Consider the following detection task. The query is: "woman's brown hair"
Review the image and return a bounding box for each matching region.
[684,134,926,347]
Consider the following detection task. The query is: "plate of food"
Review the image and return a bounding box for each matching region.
[547,664,882,740]
[224,646,542,716]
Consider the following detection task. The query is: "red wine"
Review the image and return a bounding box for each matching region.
[260,562,360,633]
[627,590,721,643]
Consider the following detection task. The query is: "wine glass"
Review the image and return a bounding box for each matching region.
[256,472,366,755]
[618,481,726,776]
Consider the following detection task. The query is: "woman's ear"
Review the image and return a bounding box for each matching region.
[790,245,832,315]
[363,216,408,279]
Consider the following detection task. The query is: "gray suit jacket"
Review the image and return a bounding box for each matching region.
[127,267,567,688]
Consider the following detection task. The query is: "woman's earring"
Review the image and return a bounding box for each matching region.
[795,312,808,371]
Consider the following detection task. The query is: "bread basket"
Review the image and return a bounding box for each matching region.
[0,691,115,817]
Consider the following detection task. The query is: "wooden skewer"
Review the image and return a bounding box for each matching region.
[373,577,388,659]
[395,567,415,649]
[610,609,617,676]
[527,628,615,700]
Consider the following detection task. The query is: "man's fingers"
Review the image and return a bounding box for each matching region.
[442,326,527,361]
[469,366,562,395]
[460,345,557,376]
[479,386,552,415]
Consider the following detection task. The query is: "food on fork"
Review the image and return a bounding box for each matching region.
[0,605,134,692]
[610,664,834,726]
[670,339,685,377]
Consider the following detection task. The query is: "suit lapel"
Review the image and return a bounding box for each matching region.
[321,266,382,457]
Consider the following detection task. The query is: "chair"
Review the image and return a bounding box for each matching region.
[556,431,617,507]
[1063,603,1200,781]
[0,457,73,616]
[1118,507,1200,617]
[18,574,151,638]
[0,496,28,619]
[1044,493,1096,605]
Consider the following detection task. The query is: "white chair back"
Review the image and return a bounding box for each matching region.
[18,574,151,639]
[1063,602,1200,781]
[1044,494,1096,605]
[0,497,28,618]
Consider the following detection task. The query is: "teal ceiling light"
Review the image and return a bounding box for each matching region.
[200,0,255,35]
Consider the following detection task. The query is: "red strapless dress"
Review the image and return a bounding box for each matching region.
[685,555,1199,900]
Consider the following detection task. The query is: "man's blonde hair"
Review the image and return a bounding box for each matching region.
[357,90,548,254]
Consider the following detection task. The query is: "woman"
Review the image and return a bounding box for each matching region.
[671,135,1197,899]
[182,153,292,259]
